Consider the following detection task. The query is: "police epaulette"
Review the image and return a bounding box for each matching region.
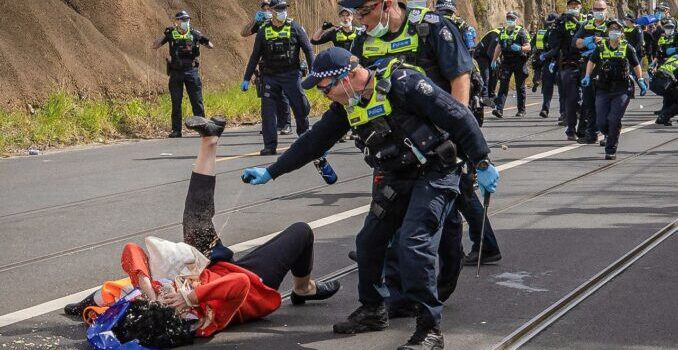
[423,13,440,24]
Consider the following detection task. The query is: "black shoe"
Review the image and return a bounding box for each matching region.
[397,315,444,350]
[259,148,277,156]
[599,137,607,147]
[558,115,566,126]
[168,130,182,138]
[348,250,357,262]
[333,304,389,334]
[290,280,341,305]
[184,116,226,137]
[492,109,503,119]
[515,111,526,118]
[531,83,539,93]
[577,136,597,144]
[280,125,293,135]
[539,110,549,118]
[481,97,495,108]
[64,292,96,316]
[605,153,616,160]
[654,110,663,115]
[463,250,502,266]
[387,301,419,319]
[656,115,673,126]
[566,134,577,141]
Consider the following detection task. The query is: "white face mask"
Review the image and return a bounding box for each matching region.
[407,0,428,9]
[341,20,352,27]
[565,8,580,17]
[666,28,675,36]
[179,21,190,31]
[506,19,516,28]
[341,78,362,107]
[276,10,287,22]
[367,4,390,37]
[608,30,622,40]
[593,11,606,21]
[264,11,273,20]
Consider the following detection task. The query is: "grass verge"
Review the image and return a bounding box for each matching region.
[0,85,329,157]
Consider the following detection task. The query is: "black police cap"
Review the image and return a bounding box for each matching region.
[506,11,519,19]
[546,12,558,24]
[606,17,624,29]
[338,0,369,9]
[271,0,288,10]
[435,0,456,11]
[567,0,582,4]
[175,10,190,20]
[302,47,355,90]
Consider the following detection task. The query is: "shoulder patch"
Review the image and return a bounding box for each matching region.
[424,13,440,24]
[439,26,454,42]
[409,9,423,23]
[415,79,434,96]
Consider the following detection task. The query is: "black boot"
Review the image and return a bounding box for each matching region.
[290,280,341,305]
[539,110,549,118]
[64,292,96,316]
[333,303,389,334]
[463,250,502,266]
[492,109,503,119]
[168,130,182,138]
[184,116,225,137]
[397,313,444,350]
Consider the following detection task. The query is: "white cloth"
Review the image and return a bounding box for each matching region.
[144,236,210,281]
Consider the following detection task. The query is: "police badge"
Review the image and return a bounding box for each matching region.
[416,79,434,96]
[440,27,454,42]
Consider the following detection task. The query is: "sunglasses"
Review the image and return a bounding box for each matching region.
[354,2,381,17]
[317,73,348,95]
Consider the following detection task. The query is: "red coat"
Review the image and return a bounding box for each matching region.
[121,243,281,338]
[193,262,281,337]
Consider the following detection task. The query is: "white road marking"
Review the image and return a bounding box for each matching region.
[0,119,657,329]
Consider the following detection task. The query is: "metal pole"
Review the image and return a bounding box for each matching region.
[475,192,491,278]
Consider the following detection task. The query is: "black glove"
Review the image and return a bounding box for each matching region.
[322,21,334,30]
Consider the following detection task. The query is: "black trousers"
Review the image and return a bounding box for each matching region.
[183,172,314,290]
[169,68,205,133]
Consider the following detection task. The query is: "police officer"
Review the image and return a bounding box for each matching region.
[434,0,477,52]
[340,0,480,313]
[242,47,498,350]
[242,0,315,155]
[651,54,678,126]
[623,13,644,62]
[152,11,214,138]
[650,20,677,117]
[531,12,564,119]
[573,0,610,144]
[492,11,531,119]
[311,7,360,51]
[241,0,293,135]
[581,18,647,160]
[475,27,502,106]
[545,0,585,137]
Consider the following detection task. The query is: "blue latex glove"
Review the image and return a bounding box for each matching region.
[539,53,547,62]
[667,47,677,56]
[638,78,648,96]
[241,80,250,92]
[242,168,272,185]
[511,43,522,52]
[581,75,591,87]
[649,61,657,70]
[583,36,596,49]
[465,27,477,49]
[549,62,556,73]
[254,10,265,22]
[491,60,499,70]
[476,165,499,197]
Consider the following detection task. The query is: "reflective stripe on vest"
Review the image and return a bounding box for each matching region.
[583,20,607,34]
[658,35,675,47]
[336,29,357,42]
[659,55,678,75]
[535,29,547,50]
[600,40,627,59]
[264,24,291,40]
[345,79,393,127]
[172,28,193,41]
[361,8,430,59]
[500,26,523,41]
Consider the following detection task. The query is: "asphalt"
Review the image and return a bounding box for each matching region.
[0,92,676,350]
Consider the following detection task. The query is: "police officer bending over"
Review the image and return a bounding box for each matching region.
[492,11,531,119]
[311,7,360,51]
[650,54,678,126]
[242,47,498,350]
[581,18,647,160]
[153,11,214,138]
[242,0,315,155]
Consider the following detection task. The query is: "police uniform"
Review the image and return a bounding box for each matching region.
[588,38,641,158]
[574,18,608,143]
[349,3,474,93]
[259,47,492,349]
[531,17,565,118]
[475,28,502,102]
[311,26,360,51]
[495,23,531,116]
[546,9,585,138]
[160,19,211,137]
[623,22,645,60]
[650,56,678,126]
[243,4,315,154]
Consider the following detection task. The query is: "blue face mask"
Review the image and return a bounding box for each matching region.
[179,21,190,32]
[656,12,665,20]
[276,10,287,22]
[506,19,516,28]
[264,11,273,20]
[608,31,622,40]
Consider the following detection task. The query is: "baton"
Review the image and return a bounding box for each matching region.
[475,191,492,278]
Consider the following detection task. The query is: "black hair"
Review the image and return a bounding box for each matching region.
[113,300,194,348]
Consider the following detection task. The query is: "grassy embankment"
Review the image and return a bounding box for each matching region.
[0,86,328,157]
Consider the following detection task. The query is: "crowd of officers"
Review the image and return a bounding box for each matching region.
[153,0,674,349]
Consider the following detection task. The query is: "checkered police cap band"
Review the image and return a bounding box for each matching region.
[310,65,351,79]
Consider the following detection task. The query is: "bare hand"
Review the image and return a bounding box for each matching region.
[162,291,188,310]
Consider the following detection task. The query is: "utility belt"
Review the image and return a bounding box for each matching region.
[166,58,199,74]
[650,71,676,95]
[353,117,458,173]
